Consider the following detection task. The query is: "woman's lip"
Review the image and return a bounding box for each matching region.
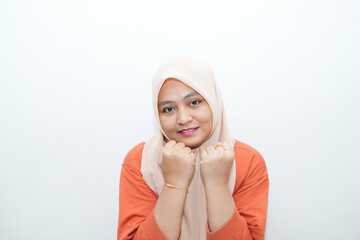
[179,127,198,132]
[178,127,199,136]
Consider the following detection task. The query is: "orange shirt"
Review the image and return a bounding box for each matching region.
[118,140,269,240]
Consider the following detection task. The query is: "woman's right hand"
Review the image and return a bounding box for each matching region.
[158,140,196,187]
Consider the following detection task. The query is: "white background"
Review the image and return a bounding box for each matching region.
[1,0,359,239]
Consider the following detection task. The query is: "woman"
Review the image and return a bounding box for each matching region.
[117,57,269,240]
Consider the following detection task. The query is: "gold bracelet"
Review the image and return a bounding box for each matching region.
[166,183,189,191]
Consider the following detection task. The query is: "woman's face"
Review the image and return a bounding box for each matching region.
[158,78,213,149]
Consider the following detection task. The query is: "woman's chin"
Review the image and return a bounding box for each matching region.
[163,135,206,149]
[182,139,203,149]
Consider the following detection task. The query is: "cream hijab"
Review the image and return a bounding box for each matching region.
[141,57,236,240]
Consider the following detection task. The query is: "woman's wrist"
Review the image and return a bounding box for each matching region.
[164,177,192,188]
[166,183,189,192]
[164,173,194,188]
[202,176,229,190]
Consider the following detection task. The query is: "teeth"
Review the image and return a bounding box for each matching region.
[181,128,196,133]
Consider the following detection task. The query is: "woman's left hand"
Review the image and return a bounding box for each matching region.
[200,142,234,186]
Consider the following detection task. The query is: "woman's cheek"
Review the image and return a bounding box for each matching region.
[160,116,174,133]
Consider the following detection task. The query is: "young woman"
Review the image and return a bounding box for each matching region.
[117,57,269,240]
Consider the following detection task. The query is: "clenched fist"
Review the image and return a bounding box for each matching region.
[158,140,196,187]
[200,142,234,186]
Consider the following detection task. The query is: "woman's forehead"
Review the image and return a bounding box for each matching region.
[162,78,190,88]
[158,78,199,98]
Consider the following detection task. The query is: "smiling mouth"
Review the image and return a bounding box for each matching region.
[178,127,199,136]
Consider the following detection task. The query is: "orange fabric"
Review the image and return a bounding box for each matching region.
[117,140,269,240]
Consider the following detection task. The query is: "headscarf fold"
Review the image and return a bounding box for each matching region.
[141,56,236,240]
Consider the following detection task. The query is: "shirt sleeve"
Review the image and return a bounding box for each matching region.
[206,148,269,240]
[117,144,168,240]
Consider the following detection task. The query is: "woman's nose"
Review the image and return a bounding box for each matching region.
[177,107,192,124]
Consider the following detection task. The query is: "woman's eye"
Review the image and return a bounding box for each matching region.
[190,100,201,106]
[163,107,174,113]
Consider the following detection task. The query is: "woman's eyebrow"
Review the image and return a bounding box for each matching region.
[158,92,200,108]
[184,91,200,100]
[158,100,173,108]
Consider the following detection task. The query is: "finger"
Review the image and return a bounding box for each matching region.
[200,150,208,159]
[183,147,192,155]
[206,146,217,155]
[206,146,214,153]
[174,142,186,151]
[164,140,176,152]
[222,142,232,154]
[214,142,225,152]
